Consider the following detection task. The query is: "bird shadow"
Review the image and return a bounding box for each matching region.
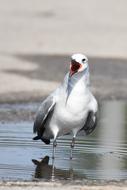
[32,155,79,181]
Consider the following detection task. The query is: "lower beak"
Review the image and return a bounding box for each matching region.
[70,70,75,77]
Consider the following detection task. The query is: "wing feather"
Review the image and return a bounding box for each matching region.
[33,95,56,136]
[83,111,98,135]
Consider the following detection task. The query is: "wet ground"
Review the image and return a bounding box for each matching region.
[1,54,127,103]
[0,101,127,182]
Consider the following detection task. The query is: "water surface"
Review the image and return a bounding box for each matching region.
[0,101,127,182]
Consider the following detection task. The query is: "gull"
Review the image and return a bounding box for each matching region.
[33,53,98,159]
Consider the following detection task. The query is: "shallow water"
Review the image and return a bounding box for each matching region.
[0,101,127,181]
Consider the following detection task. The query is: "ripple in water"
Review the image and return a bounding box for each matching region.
[0,101,127,181]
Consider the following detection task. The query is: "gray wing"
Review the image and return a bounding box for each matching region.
[33,95,56,138]
[82,111,98,135]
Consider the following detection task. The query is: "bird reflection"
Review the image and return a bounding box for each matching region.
[32,156,75,180]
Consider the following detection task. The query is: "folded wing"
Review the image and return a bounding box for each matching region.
[33,95,56,143]
[83,111,98,135]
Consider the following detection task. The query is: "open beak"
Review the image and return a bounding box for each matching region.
[70,60,82,76]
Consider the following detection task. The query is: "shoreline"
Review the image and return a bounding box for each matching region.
[0,181,127,190]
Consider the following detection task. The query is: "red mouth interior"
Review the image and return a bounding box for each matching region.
[71,60,81,73]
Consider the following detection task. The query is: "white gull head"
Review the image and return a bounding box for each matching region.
[70,53,88,77]
[66,53,90,103]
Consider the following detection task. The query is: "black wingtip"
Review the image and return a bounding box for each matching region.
[33,136,40,140]
[33,136,50,144]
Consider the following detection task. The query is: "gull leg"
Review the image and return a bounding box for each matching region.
[51,158,55,181]
[70,137,75,160]
[52,127,59,159]
[52,139,57,159]
[70,128,79,159]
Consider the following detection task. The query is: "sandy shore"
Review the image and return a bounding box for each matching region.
[0,0,127,58]
[0,182,127,190]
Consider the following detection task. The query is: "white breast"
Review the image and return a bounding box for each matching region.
[45,72,97,138]
[50,87,90,136]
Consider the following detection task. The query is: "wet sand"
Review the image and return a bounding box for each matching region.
[0,55,127,104]
[0,181,127,190]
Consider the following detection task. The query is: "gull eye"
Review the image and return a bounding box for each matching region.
[82,58,86,63]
